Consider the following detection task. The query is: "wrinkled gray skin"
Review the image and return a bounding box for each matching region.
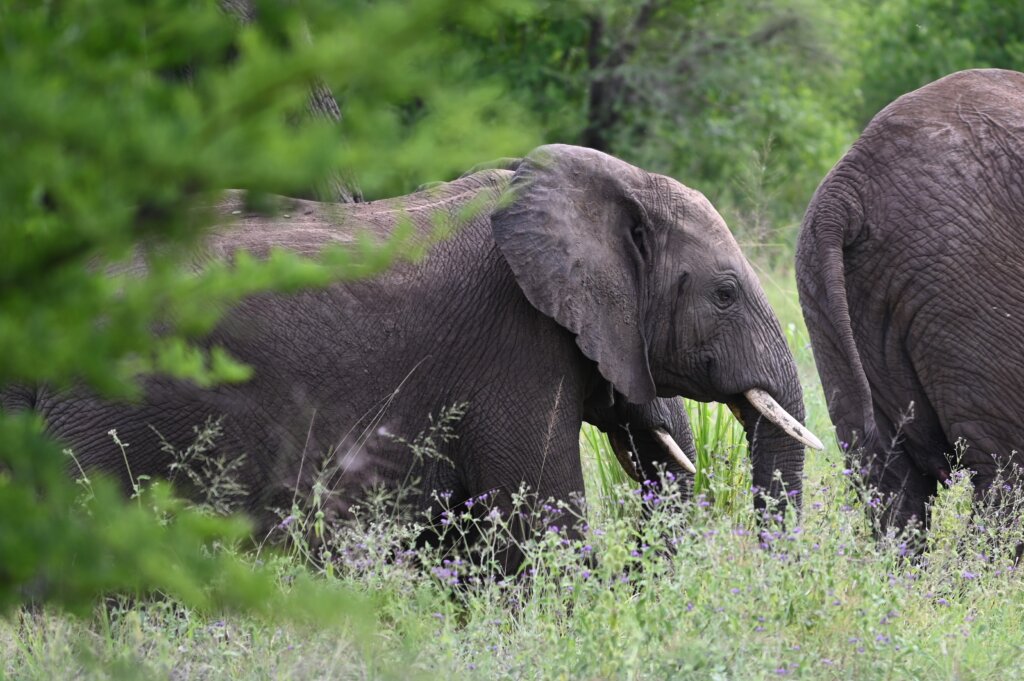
[8,145,805,566]
[797,69,1024,537]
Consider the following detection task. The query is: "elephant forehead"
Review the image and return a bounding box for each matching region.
[663,205,739,259]
[646,176,730,232]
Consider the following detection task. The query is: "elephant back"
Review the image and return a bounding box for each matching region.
[853,69,1024,193]
[207,169,513,262]
[868,68,1024,131]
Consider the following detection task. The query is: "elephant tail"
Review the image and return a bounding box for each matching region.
[795,186,878,450]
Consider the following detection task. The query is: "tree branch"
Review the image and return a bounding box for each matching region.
[581,1,665,151]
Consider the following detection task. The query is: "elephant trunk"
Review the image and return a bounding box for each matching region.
[738,342,807,520]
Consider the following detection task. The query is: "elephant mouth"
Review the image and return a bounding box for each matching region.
[660,364,824,451]
[728,388,824,451]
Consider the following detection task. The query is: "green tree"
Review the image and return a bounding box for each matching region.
[856,0,1024,124]
[0,0,534,613]
[463,0,859,251]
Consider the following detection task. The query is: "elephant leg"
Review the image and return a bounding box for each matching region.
[943,424,1024,562]
[947,423,1024,493]
[475,447,587,575]
[899,293,1024,547]
[865,443,937,547]
[916,344,1024,558]
[457,402,588,575]
[839,404,938,546]
[843,324,954,544]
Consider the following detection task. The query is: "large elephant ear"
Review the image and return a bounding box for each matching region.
[491,144,657,403]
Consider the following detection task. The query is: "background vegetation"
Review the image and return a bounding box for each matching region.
[458,0,1024,261]
[2,0,1023,678]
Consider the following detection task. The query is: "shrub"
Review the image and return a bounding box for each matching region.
[0,0,534,614]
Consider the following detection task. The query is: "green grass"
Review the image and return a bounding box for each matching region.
[4,268,1024,680]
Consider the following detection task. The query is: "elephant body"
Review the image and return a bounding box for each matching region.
[797,69,1024,532]
[8,145,809,559]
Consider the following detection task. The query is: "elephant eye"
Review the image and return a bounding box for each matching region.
[713,283,737,309]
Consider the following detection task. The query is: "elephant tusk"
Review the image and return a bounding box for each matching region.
[607,432,643,482]
[653,429,698,474]
[618,449,643,482]
[743,388,825,451]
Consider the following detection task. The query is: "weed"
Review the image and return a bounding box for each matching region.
[156,416,249,516]
[107,428,149,503]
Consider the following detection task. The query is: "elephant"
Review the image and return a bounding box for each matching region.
[7,144,819,567]
[796,68,1024,539]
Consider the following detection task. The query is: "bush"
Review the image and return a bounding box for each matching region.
[0,0,534,614]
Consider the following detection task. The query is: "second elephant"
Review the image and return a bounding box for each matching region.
[797,68,1024,536]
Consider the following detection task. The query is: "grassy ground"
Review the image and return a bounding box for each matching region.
[3,268,1024,680]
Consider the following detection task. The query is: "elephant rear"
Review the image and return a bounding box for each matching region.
[797,68,1024,533]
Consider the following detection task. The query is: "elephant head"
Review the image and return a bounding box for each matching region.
[493,144,820,513]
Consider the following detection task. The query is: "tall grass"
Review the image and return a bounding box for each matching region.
[685,399,747,510]
[580,422,630,512]
[5,447,1023,680]
[581,399,747,517]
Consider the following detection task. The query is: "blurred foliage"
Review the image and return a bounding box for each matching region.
[855,0,1024,123]
[0,0,534,613]
[460,0,862,250]
[0,412,374,628]
[460,0,1024,255]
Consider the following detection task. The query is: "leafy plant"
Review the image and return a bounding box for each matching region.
[0,0,535,614]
